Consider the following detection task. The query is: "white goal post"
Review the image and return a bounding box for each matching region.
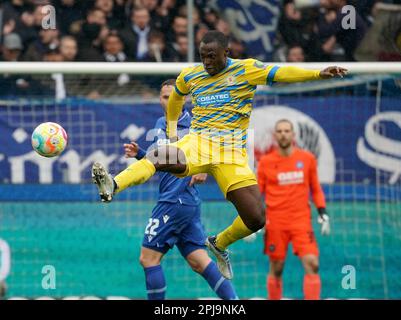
[0,62,400,75]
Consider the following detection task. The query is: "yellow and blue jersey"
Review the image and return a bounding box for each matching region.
[172,58,321,149]
[174,58,279,146]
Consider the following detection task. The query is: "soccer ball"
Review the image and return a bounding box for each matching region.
[31,122,68,157]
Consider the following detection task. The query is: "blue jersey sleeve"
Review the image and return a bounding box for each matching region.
[135,147,147,160]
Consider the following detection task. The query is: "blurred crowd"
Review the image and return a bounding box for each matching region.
[0,0,399,66]
[0,0,247,65]
[0,0,400,98]
[277,0,401,63]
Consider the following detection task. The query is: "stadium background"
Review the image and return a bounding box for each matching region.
[0,0,401,299]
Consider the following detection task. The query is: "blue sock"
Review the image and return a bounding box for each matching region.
[144,265,166,300]
[201,261,238,300]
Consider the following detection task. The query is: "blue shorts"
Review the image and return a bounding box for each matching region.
[142,202,206,257]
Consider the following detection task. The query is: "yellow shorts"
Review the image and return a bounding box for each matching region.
[169,132,257,197]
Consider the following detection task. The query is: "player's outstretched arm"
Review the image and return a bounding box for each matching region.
[166,89,185,141]
[273,65,347,83]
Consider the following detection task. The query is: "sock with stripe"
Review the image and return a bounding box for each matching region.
[144,265,166,300]
[201,261,238,300]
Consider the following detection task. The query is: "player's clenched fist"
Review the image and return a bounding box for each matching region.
[124,141,139,158]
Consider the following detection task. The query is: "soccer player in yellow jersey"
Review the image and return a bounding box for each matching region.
[92,31,347,280]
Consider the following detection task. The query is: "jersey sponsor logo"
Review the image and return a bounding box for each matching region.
[196,92,231,107]
[357,111,401,185]
[250,106,336,184]
[277,170,304,185]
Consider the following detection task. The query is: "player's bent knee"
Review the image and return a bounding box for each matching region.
[303,256,319,274]
[188,260,204,274]
[270,261,285,278]
[139,253,162,268]
[245,214,265,232]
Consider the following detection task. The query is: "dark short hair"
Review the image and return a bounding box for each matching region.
[161,79,176,89]
[200,30,229,48]
[275,119,294,131]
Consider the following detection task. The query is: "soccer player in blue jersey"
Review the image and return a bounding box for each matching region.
[92,31,347,280]
[123,79,237,300]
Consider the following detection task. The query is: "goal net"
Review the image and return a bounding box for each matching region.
[0,63,400,299]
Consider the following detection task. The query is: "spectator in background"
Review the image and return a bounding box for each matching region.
[229,38,247,59]
[43,46,64,62]
[0,33,52,97]
[119,6,153,61]
[75,8,108,61]
[54,0,83,35]
[59,35,78,61]
[278,0,323,61]
[167,15,187,43]
[102,33,131,87]
[103,33,128,62]
[203,7,219,29]
[140,0,172,30]
[146,30,176,62]
[177,4,202,25]
[94,0,125,30]
[215,18,231,36]
[0,0,37,47]
[23,27,60,61]
[1,32,23,62]
[287,45,306,62]
[173,33,189,62]
[317,0,368,61]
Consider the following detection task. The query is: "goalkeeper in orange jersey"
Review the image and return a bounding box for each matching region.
[92,30,345,280]
[257,119,331,300]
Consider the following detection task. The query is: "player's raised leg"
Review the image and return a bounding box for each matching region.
[92,145,187,202]
[206,183,265,279]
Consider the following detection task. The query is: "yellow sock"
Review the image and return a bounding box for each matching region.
[114,159,156,193]
[216,216,253,250]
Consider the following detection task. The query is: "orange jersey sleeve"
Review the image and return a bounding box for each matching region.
[309,155,326,209]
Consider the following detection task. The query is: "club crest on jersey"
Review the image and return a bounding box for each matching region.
[226,76,235,85]
[296,161,304,169]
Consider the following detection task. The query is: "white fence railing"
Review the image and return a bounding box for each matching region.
[0,62,400,75]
